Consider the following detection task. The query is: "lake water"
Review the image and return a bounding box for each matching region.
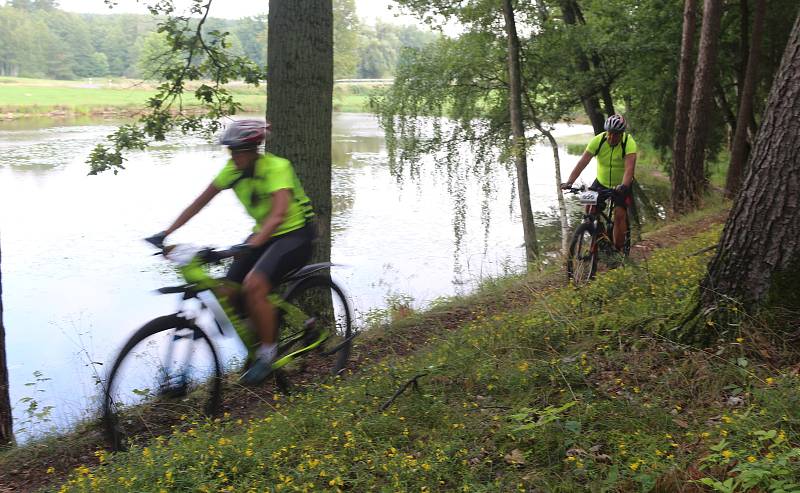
[0,113,604,439]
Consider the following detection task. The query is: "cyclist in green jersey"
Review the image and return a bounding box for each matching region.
[146,119,315,385]
[561,114,637,252]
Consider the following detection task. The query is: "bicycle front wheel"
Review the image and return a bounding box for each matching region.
[567,222,598,285]
[277,275,353,380]
[103,314,222,451]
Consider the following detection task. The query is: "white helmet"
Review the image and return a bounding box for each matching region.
[218,119,270,150]
[604,114,626,133]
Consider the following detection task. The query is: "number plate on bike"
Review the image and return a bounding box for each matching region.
[579,191,599,205]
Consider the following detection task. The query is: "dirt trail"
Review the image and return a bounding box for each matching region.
[0,209,729,493]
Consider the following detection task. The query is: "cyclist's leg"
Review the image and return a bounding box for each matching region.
[588,179,612,240]
[612,206,627,251]
[223,235,262,312]
[611,188,633,252]
[240,225,313,381]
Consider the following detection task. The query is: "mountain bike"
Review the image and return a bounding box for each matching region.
[565,186,631,285]
[102,242,354,451]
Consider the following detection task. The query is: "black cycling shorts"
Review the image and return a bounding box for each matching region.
[589,179,633,210]
[227,223,315,285]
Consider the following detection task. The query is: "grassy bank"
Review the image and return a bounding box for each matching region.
[0,77,374,117]
[18,210,797,492]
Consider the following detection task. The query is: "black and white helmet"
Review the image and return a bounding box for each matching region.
[218,119,270,150]
[604,114,626,133]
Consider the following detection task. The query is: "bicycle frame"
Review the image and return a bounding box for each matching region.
[578,193,615,250]
[162,246,331,364]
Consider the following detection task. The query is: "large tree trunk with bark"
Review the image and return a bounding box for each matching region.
[681,0,723,213]
[701,13,800,312]
[267,0,334,264]
[725,0,766,198]
[0,238,12,448]
[503,0,538,266]
[560,0,606,134]
[671,0,697,214]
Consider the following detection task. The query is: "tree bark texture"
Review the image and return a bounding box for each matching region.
[726,0,766,198]
[0,237,12,447]
[702,13,800,309]
[600,84,615,117]
[560,0,606,134]
[737,0,750,107]
[671,0,697,214]
[503,0,539,265]
[681,0,723,213]
[267,0,334,264]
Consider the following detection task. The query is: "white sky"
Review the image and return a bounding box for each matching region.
[51,0,421,25]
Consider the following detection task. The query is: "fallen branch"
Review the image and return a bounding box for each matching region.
[379,373,428,411]
[686,244,718,257]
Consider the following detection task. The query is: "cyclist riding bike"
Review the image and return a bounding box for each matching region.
[561,114,637,253]
[146,119,315,386]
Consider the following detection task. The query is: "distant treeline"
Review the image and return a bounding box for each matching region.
[0,0,437,80]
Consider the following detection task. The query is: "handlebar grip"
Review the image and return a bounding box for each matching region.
[144,231,167,249]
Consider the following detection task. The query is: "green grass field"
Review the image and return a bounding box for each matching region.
[0,77,372,115]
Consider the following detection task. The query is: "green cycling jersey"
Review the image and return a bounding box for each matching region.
[585,131,638,188]
[212,153,314,236]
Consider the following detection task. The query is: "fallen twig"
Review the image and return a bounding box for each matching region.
[686,244,718,257]
[379,373,429,411]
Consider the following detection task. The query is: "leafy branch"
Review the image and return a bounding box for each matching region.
[88,0,266,175]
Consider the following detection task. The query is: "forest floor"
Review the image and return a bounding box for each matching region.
[0,202,743,493]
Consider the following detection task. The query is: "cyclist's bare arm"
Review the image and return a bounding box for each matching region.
[247,188,291,247]
[563,151,594,186]
[622,152,637,188]
[166,184,221,235]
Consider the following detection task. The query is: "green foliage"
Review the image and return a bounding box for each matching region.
[134,31,182,80]
[356,21,438,78]
[333,0,360,79]
[86,0,265,174]
[87,124,148,175]
[16,371,54,437]
[0,2,435,82]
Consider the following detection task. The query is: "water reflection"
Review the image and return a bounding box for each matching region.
[0,113,664,439]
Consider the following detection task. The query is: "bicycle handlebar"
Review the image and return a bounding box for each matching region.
[563,186,618,200]
[144,237,253,265]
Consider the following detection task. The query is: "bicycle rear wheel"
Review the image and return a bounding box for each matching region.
[103,314,222,451]
[567,222,598,285]
[276,275,353,380]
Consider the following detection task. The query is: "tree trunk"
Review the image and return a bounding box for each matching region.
[681,0,723,212]
[671,0,697,214]
[581,94,606,135]
[503,0,538,266]
[701,13,800,311]
[714,78,738,142]
[560,0,606,134]
[267,0,334,264]
[0,237,12,448]
[726,0,766,198]
[544,131,569,256]
[521,87,568,256]
[600,84,615,117]
[737,0,749,107]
